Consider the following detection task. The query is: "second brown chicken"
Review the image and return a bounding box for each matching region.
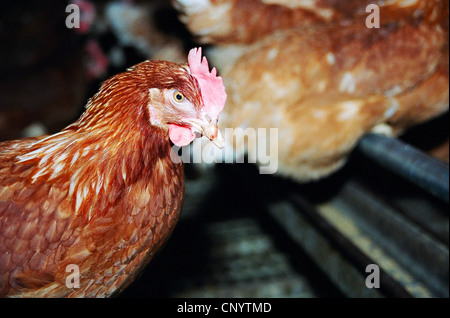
[174,0,449,180]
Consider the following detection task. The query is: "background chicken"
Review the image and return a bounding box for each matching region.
[104,0,189,64]
[174,0,449,180]
[0,48,226,297]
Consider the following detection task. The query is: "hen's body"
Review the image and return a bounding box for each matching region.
[0,130,182,297]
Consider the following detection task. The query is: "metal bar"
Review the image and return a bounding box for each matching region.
[291,195,415,298]
[266,196,412,298]
[339,180,449,297]
[357,134,449,203]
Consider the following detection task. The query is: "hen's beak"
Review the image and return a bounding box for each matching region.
[202,122,224,149]
[186,117,224,149]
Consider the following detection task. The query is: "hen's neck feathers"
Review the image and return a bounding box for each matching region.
[57,65,173,178]
[5,62,186,221]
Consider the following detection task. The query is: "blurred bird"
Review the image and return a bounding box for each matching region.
[174,0,449,180]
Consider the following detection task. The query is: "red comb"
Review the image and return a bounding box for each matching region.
[188,47,227,120]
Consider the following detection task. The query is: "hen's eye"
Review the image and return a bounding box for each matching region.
[173,91,185,102]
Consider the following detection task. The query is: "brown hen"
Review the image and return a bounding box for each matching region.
[0,48,226,297]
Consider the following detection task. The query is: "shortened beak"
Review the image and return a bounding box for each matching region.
[186,118,224,149]
[202,122,224,149]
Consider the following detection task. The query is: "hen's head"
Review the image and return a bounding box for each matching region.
[127,47,227,148]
